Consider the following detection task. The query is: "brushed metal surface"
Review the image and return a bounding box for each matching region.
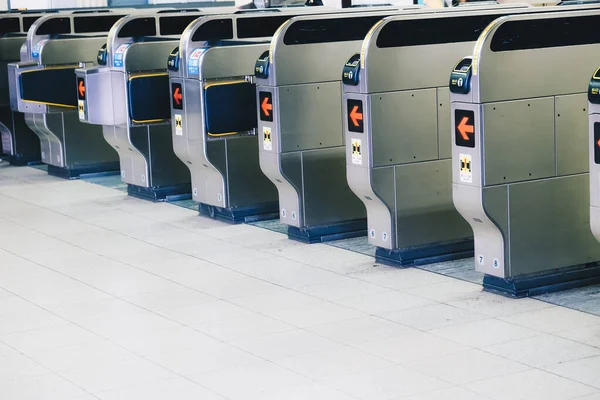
[556,93,588,176]
[76,66,114,126]
[508,175,600,276]
[395,159,472,248]
[62,112,117,168]
[39,38,104,66]
[483,98,555,186]
[437,87,452,160]
[369,88,437,168]
[475,11,600,104]
[278,151,303,227]
[119,125,149,187]
[453,9,600,280]
[278,82,343,153]
[225,136,278,208]
[123,41,177,73]
[300,147,366,227]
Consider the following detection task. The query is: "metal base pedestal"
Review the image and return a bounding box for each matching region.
[47,162,120,180]
[127,183,191,202]
[376,238,474,267]
[6,153,41,166]
[199,202,279,224]
[287,219,367,244]
[483,263,600,298]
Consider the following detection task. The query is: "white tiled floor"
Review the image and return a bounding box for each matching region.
[1,163,600,400]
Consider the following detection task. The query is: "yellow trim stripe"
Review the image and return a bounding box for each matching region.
[128,72,169,81]
[22,99,76,108]
[203,79,247,89]
[131,118,166,124]
[207,131,239,137]
[20,65,78,73]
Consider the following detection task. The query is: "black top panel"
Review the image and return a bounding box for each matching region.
[23,16,41,31]
[117,17,157,38]
[491,15,600,52]
[191,18,234,41]
[72,9,111,14]
[237,15,294,39]
[159,15,200,35]
[21,10,59,14]
[376,14,505,48]
[283,15,386,45]
[0,17,20,34]
[36,17,71,35]
[74,15,124,33]
[157,9,199,13]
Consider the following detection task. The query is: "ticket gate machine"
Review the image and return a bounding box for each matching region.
[256,9,462,243]
[451,10,600,297]
[343,6,536,265]
[76,12,223,201]
[7,12,129,178]
[170,9,358,221]
[588,64,600,245]
[0,13,44,165]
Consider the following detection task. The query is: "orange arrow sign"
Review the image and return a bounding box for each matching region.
[173,87,182,105]
[78,80,85,97]
[457,116,474,141]
[350,105,363,127]
[261,96,272,117]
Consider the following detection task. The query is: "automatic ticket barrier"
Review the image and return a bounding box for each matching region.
[255,9,444,243]
[0,13,45,165]
[590,68,600,245]
[451,10,600,297]
[7,12,128,178]
[169,9,344,221]
[77,12,220,201]
[343,6,535,265]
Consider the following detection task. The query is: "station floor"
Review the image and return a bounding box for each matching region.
[1,162,600,400]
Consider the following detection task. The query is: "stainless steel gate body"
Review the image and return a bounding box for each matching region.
[0,13,45,165]
[171,9,339,222]
[344,5,531,266]
[255,8,424,243]
[7,12,128,179]
[451,9,600,297]
[76,12,216,201]
[590,69,600,246]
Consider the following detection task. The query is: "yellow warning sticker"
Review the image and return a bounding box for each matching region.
[263,127,272,151]
[459,153,472,183]
[352,138,362,165]
[175,114,183,136]
[78,100,85,120]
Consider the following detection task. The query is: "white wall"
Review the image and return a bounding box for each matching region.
[9,0,107,9]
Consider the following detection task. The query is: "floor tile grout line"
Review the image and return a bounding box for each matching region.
[4,208,597,393]
[0,334,100,398]
[0,170,491,310]
[0,228,369,398]
[0,278,234,400]
[3,166,600,396]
